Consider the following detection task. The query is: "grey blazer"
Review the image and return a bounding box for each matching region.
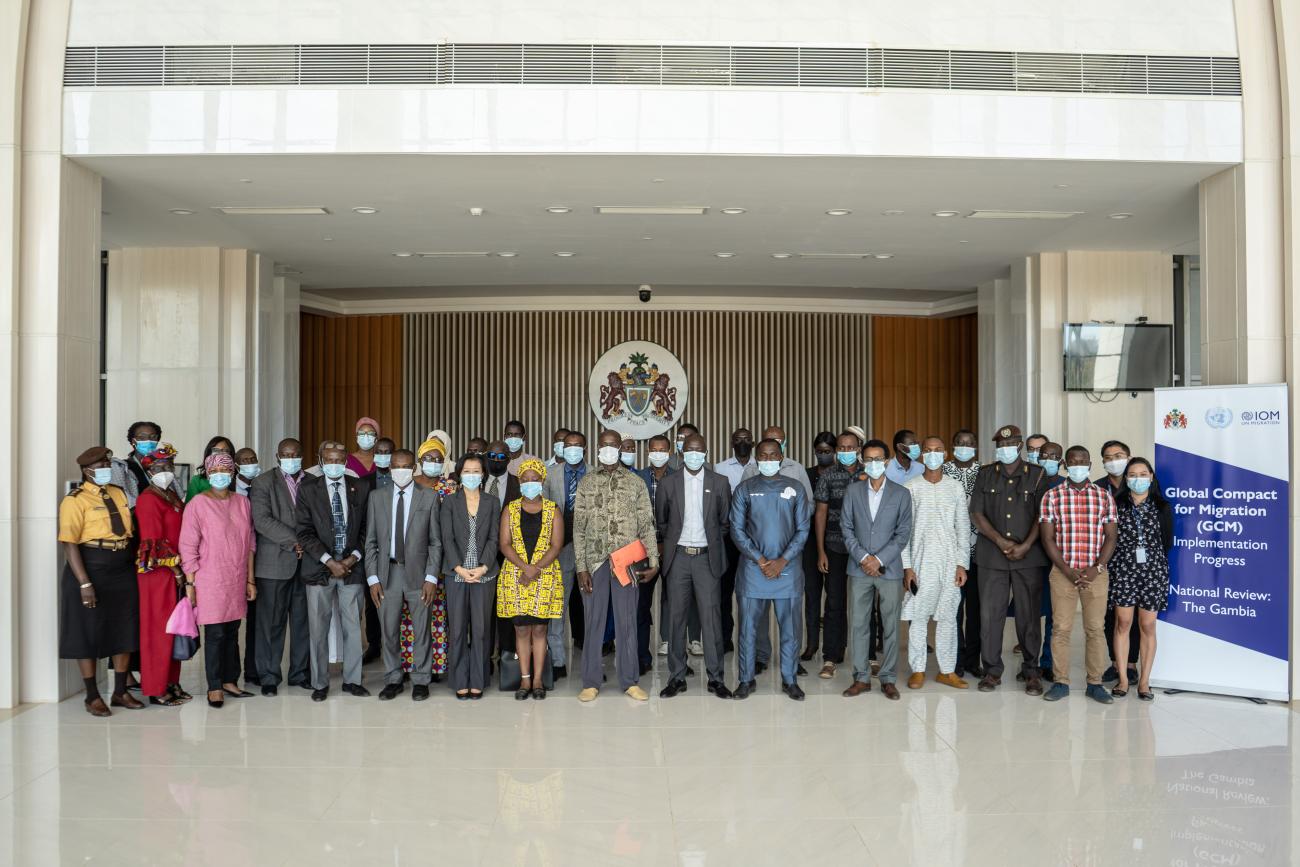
[543,461,591,573]
[840,479,913,580]
[250,469,302,580]
[363,483,442,592]
[655,468,731,577]
[440,489,501,580]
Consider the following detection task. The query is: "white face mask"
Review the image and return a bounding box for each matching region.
[389,468,414,488]
[648,451,671,468]
[1103,458,1128,477]
[150,471,174,490]
[597,446,621,466]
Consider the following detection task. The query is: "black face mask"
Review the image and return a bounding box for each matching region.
[486,458,509,476]
[733,441,753,460]
[815,452,834,467]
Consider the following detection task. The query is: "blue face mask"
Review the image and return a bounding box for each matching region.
[134,440,158,457]
[1040,458,1061,477]
[91,467,113,487]
[460,472,482,491]
[1025,450,1041,466]
[620,452,636,467]
[996,446,1020,465]
[209,472,233,490]
[836,451,857,467]
[905,443,921,461]
[564,445,585,466]
[520,481,544,500]
[356,433,376,451]
[922,452,945,470]
[279,457,302,475]
[1127,476,1152,494]
[505,436,525,453]
[322,463,346,480]
[373,453,392,469]
[1066,465,1092,484]
[553,441,565,459]
[422,461,443,478]
[864,460,886,480]
[683,451,707,471]
[953,446,976,463]
[238,464,260,480]
[757,460,781,477]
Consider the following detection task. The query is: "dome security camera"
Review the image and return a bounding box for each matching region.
[638,285,652,303]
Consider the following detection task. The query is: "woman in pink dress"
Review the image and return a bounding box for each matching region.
[179,452,257,709]
[345,416,381,477]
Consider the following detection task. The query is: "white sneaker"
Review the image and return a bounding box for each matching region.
[657,641,668,656]
[688,640,704,657]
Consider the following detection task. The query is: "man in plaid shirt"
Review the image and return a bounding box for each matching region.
[1039,445,1118,704]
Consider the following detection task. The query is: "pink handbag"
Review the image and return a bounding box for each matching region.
[165,597,199,638]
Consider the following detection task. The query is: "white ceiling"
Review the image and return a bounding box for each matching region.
[84,153,1221,297]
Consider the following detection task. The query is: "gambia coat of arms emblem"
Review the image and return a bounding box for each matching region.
[588,341,689,439]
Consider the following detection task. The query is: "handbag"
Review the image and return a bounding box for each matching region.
[498,648,555,691]
[172,631,200,662]
[165,583,201,661]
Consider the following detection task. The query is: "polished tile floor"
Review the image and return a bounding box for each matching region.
[0,624,1294,866]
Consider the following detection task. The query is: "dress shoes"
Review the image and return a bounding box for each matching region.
[311,688,328,702]
[639,663,653,677]
[261,684,278,697]
[796,664,807,677]
[907,672,926,689]
[111,692,145,709]
[552,665,567,680]
[659,679,687,698]
[755,661,768,675]
[936,672,968,689]
[289,680,313,690]
[411,684,429,701]
[819,662,836,679]
[800,646,817,662]
[378,683,403,701]
[708,681,733,699]
[881,683,901,700]
[342,683,371,697]
[977,674,1000,692]
[842,681,871,697]
[1025,674,1044,696]
[782,681,805,701]
[732,681,753,700]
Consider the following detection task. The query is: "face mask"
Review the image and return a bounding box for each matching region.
[675,439,684,453]
[322,463,346,481]
[922,452,945,471]
[553,441,565,459]
[864,460,886,480]
[504,436,525,453]
[620,452,636,467]
[390,468,414,487]
[757,460,781,477]
[904,443,921,461]
[683,451,707,471]
[209,472,233,490]
[1104,458,1128,477]
[279,457,302,475]
[733,441,753,460]
[460,472,482,491]
[1127,476,1152,494]
[520,481,544,500]
[373,453,392,469]
[134,440,158,456]
[648,452,670,468]
[1040,459,1061,477]
[1025,450,1041,466]
[238,464,260,480]
[837,451,857,467]
[90,467,113,487]
[357,433,376,450]
[1066,465,1092,483]
[597,446,621,466]
[953,446,976,463]
[486,458,508,476]
[564,445,586,466]
[815,453,834,467]
[996,446,1020,465]
[778,440,787,455]
[150,471,174,490]
[422,460,444,477]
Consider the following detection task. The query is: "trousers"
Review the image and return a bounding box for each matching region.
[203,619,241,691]
[378,564,431,686]
[306,579,364,690]
[547,543,576,666]
[978,565,1042,678]
[906,580,962,674]
[446,578,494,692]
[849,575,900,684]
[806,548,849,663]
[666,549,724,683]
[738,595,798,683]
[956,562,981,672]
[255,573,310,687]
[1049,566,1110,686]
[580,560,640,690]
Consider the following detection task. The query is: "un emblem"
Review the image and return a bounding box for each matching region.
[1204,407,1233,429]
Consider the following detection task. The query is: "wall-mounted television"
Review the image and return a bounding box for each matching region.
[1063,323,1173,392]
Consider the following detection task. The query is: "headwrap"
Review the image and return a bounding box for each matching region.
[355,416,381,436]
[139,442,177,471]
[418,430,454,476]
[204,452,236,475]
[517,457,548,482]
[846,425,868,447]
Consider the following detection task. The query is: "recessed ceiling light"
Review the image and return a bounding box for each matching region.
[958,240,970,244]
[238,178,253,184]
[212,206,330,216]
[495,251,517,258]
[721,207,747,215]
[651,178,666,183]
[393,252,413,258]
[554,251,577,257]
[416,251,491,258]
[932,210,960,218]
[352,206,379,215]
[882,209,905,216]
[468,207,484,217]
[715,252,736,258]
[168,208,195,215]
[595,206,708,216]
[1109,212,1133,220]
[322,237,334,242]
[825,209,852,216]
[1054,183,1071,189]
[641,236,654,241]
[967,210,1082,220]
[873,253,894,259]
[771,253,792,259]
[798,252,875,260]
[546,206,571,214]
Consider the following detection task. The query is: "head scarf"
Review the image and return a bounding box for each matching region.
[204,452,236,475]
[355,416,381,436]
[517,457,548,483]
[418,430,454,476]
[139,442,177,471]
[846,425,868,447]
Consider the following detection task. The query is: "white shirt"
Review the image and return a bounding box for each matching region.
[680,469,707,546]
[715,455,754,492]
[867,479,886,521]
[368,482,433,586]
[320,478,364,566]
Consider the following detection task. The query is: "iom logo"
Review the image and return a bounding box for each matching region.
[1240,409,1281,426]
[1203,407,1233,429]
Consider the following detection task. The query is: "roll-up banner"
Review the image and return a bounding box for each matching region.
[1151,384,1289,701]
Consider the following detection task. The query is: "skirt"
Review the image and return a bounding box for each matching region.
[512,615,548,626]
[59,546,139,660]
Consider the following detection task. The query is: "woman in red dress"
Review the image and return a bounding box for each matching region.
[134,444,191,705]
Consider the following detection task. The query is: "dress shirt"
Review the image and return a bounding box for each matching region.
[367,482,422,586]
[715,455,754,492]
[236,477,253,498]
[866,479,886,520]
[679,469,707,546]
[319,478,364,565]
[885,457,924,486]
[740,457,814,500]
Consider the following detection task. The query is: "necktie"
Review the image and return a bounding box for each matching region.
[330,482,347,557]
[394,489,406,563]
[100,487,127,537]
[566,466,580,511]
[487,475,499,498]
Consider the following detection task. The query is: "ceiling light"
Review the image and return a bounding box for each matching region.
[553,251,577,257]
[273,266,302,276]
[546,206,571,214]
[932,210,960,218]
[322,237,333,242]
[1109,212,1133,220]
[1054,183,1071,189]
[721,207,747,215]
[966,210,1082,220]
[392,252,413,258]
[212,206,330,216]
[825,209,852,216]
[416,251,491,258]
[771,253,792,259]
[352,206,379,215]
[238,178,253,183]
[595,206,708,216]
[873,253,894,259]
[641,236,654,241]
[168,208,195,215]
[714,252,736,258]
[468,207,484,217]
[797,252,874,260]
[651,178,666,183]
[495,252,517,258]
[958,240,970,244]
[882,209,905,216]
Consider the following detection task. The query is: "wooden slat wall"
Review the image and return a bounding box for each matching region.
[299,313,404,455]
[871,314,979,447]
[403,310,874,463]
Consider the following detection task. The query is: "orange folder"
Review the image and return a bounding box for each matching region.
[610,539,650,587]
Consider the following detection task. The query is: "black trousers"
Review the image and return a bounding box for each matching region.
[979,565,1042,679]
[720,538,740,650]
[204,620,241,691]
[637,574,659,669]
[806,548,849,663]
[446,580,494,692]
[255,575,311,687]
[569,580,586,647]
[242,595,258,682]
[956,563,982,673]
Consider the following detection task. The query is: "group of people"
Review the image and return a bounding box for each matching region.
[59,415,1173,715]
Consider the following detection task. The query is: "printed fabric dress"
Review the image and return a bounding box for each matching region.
[134,487,185,697]
[497,499,564,620]
[400,477,456,674]
[1108,500,1172,612]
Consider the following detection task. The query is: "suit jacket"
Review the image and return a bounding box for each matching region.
[840,478,912,580]
[250,468,304,580]
[543,462,590,572]
[656,467,731,576]
[440,489,502,579]
[363,483,442,592]
[483,472,519,509]
[295,474,370,585]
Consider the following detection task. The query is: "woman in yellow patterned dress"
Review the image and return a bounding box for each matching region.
[497,458,564,700]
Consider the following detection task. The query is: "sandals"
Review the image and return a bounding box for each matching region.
[222,686,254,698]
[167,684,193,703]
[531,688,546,700]
[515,674,532,701]
[1111,686,1128,698]
[150,694,186,707]
[456,691,471,701]
[1138,689,1155,702]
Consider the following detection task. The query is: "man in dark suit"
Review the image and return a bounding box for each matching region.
[364,449,442,702]
[655,433,733,699]
[296,443,371,701]
[249,437,312,696]
[840,438,913,701]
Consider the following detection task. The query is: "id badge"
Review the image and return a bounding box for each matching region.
[1135,546,1147,564]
